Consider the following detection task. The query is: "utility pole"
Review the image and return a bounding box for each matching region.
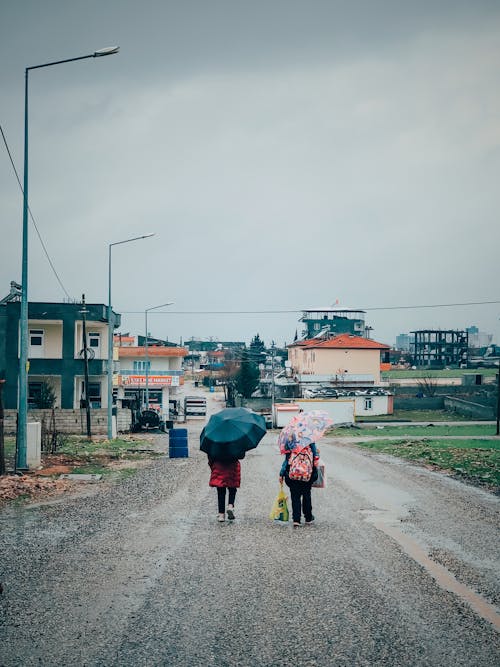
[81,295,92,440]
[0,379,5,475]
[496,368,500,436]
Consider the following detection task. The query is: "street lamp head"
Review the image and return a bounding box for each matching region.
[146,301,174,313]
[94,46,120,57]
[109,232,155,249]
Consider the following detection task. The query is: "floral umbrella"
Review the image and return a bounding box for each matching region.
[278,410,334,454]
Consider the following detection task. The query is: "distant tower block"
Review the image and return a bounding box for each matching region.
[300,305,367,339]
[411,329,468,369]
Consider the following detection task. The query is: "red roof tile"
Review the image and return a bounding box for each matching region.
[291,334,389,350]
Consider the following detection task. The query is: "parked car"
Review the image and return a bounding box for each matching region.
[317,388,338,397]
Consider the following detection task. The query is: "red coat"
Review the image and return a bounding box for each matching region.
[208,458,241,488]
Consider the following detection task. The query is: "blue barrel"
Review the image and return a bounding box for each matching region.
[169,428,188,440]
[169,428,189,458]
[169,443,188,458]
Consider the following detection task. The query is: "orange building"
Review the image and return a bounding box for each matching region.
[116,340,187,416]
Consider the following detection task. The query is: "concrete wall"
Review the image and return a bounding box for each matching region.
[316,348,381,383]
[393,397,445,410]
[354,394,392,416]
[389,384,496,417]
[443,397,495,420]
[3,408,132,435]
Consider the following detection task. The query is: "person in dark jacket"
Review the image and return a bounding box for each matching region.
[208,457,241,522]
[279,443,319,527]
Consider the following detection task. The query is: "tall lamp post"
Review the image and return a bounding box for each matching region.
[107,233,154,440]
[17,46,119,471]
[270,341,276,428]
[144,302,173,409]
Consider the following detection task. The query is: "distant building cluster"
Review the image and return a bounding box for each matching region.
[0,289,497,432]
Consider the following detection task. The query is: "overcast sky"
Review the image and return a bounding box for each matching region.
[1,0,499,347]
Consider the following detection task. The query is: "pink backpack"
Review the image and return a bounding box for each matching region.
[288,446,313,482]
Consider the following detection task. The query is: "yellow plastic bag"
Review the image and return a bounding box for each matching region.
[269,483,289,522]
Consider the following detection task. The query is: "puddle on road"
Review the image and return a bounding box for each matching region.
[331,453,500,631]
[358,507,500,633]
[377,519,500,632]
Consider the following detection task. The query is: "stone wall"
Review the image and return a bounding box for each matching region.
[3,408,132,435]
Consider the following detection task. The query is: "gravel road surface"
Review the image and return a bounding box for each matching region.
[1,396,499,666]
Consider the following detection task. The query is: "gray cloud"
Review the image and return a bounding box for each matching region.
[1,1,499,347]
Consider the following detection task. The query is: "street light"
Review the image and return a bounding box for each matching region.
[107,233,155,440]
[144,302,174,409]
[17,46,119,470]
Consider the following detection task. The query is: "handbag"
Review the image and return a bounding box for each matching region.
[269,482,290,522]
[312,458,327,488]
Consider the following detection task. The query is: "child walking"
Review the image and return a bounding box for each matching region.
[208,456,241,522]
[279,443,319,528]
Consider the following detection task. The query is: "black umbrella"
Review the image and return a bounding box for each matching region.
[200,407,266,460]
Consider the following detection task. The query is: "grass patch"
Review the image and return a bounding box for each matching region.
[357,410,472,422]
[329,424,498,438]
[71,464,111,476]
[353,437,500,490]
[57,436,152,459]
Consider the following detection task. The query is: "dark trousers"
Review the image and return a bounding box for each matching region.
[285,479,313,523]
[217,487,237,514]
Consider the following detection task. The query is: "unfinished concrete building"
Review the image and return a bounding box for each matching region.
[411,329,468,368]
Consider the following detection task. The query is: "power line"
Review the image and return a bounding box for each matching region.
[120,299,500,315]
[366,300,500,311]
[0,123,72,300]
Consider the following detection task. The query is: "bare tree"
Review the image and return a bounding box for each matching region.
[417,374,438,397]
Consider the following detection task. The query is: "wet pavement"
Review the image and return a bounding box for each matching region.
[0,388,499,666]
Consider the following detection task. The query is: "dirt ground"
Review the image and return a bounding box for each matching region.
[0,435,165,504]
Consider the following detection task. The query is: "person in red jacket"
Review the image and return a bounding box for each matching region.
[208,456,241,522]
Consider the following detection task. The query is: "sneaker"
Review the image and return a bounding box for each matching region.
[293,522,301,528]
[217,514,225,522]
[227,506,235,520]
[305,515,315,525]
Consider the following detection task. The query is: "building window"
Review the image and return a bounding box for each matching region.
[87,332,101,359]
[28,382,42,407]
[89,331,101,356]
[88,332,100,348]
[133,360,151,371]
[364,398,372,410]
[29,329,44,358]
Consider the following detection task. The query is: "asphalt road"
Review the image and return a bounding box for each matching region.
[1,398,499,666]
